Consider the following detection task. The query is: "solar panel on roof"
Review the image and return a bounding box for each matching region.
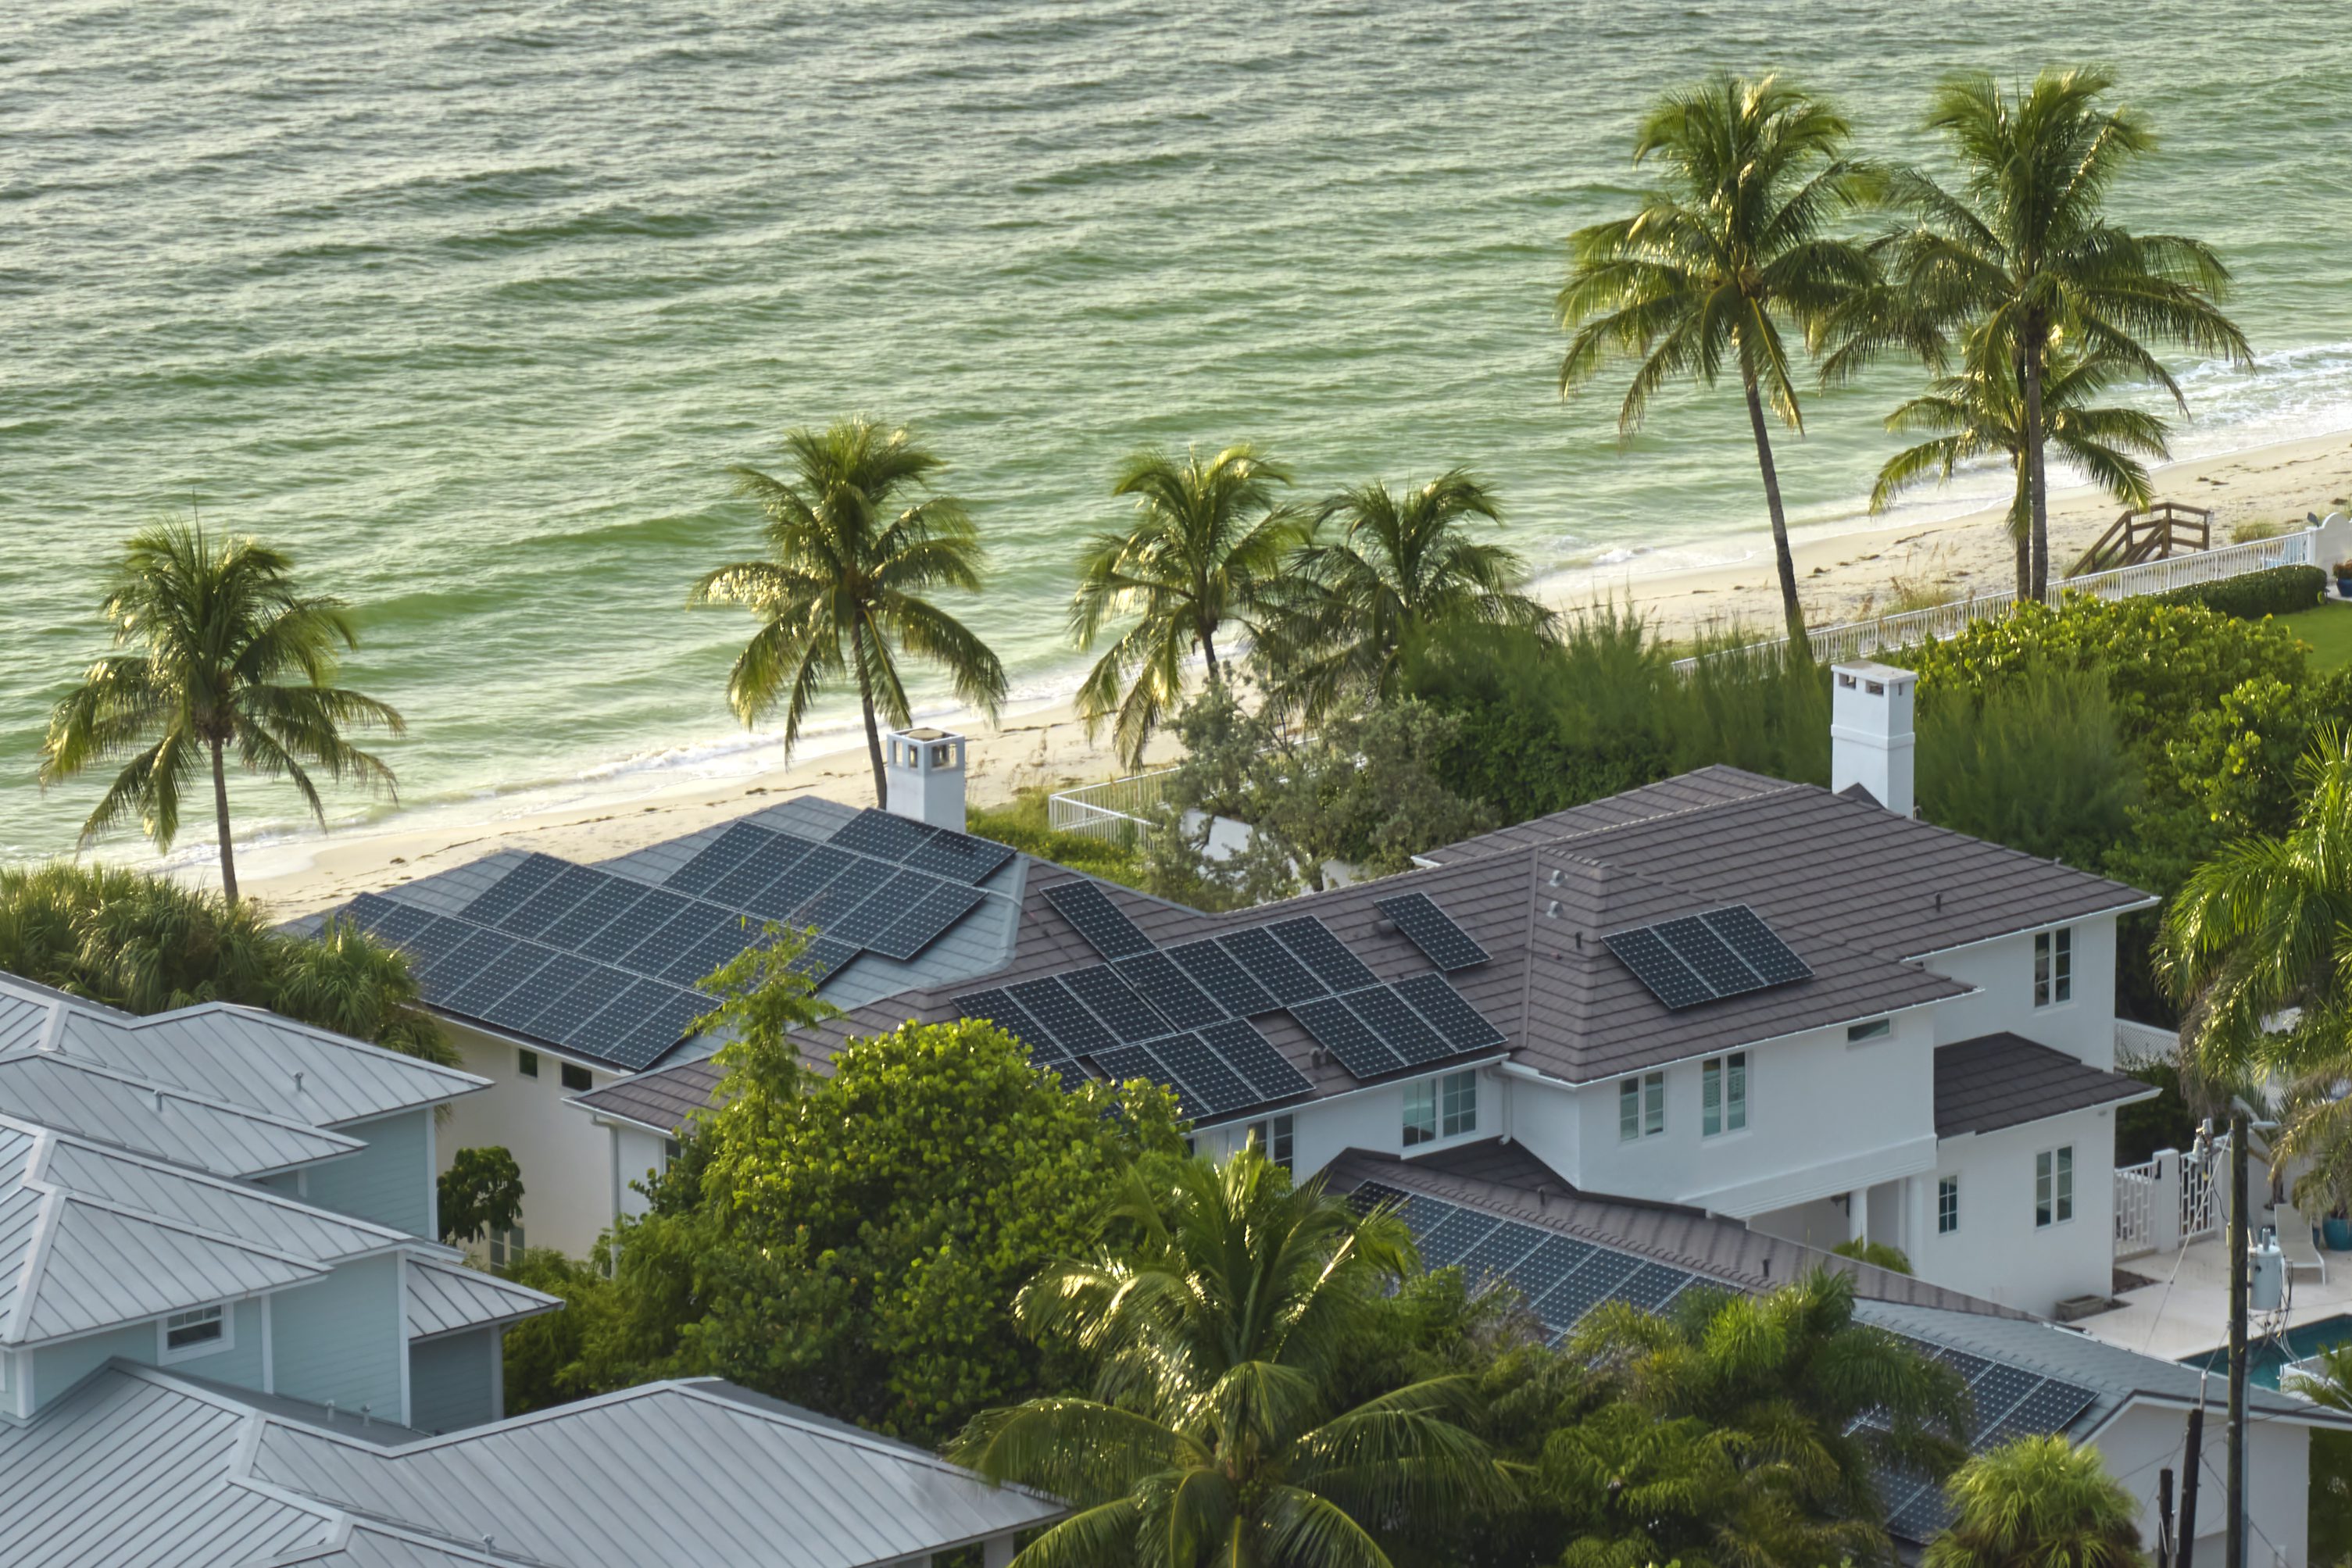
[824,870,929,948]
[618,906,730,980]
[517,963,638,1043]
[1617,1262,1696,1313]
[1291,995,1404,1079]
[1653,914,1758,996]
[1390,973,1507,1054]
[391,913,473,982]
[1117,952,1224,1030]
[1413,1204,1499,1269]
[829,807,938,862]
[754,843,854,923]
[1886,1480,1950,1544]
[581,886,693,963]
[1701,905,1813,985]
[1266,917,1378,993]
[1604,905,1811,1009]
[1964,1363,2040,1440]
[790,938,858,982]
[1375,893,1490,971]
[542,878,647,950]
[1062,965,1167,1043]
[1215,927,1324,1006]
[1091,1045,1197,1116]
[665,821,772,897]
[1537,1250,1642,1330]
[704,833,811,910]
[1339,985,1449,1066]
[495,864,602,941]
[1199,1018,1312,1102]
[903,829,1014,884]
[1508,1235,1599,1305]
[660,918,759,986]
[430,927,518,999]
[956,988,1057,1055]
[1454,1223,1542,1288]
[1600,924,1712,1009]
[487,952,602,1033]
[1167,940,1278,1017]
[1042,880,1154,959]
[1007,977,1117,1058]
[1148,1031,1257,1116]
[441,941,555,1020]
[463,855,570,926]
[871,882,985,962]
[348,893,433,945]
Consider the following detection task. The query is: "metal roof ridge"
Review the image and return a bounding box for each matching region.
[24,1127,420,1248]
[0,1050,373,1152]
[1428,776,1815,869]
[2,1184,62,1348]
[140,1002,492,1091]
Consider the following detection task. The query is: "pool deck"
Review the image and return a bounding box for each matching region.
[2074,1234,2352,1363]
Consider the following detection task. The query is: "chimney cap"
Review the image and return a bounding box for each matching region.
[899,726,956,742]
[1830,659,1918,688]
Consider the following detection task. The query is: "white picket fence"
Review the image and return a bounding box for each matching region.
[1670,527,2320,676]
[1047,767,1178,843]
[2113,1145,2222,1259]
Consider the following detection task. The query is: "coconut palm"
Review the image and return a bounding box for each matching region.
[1071,444,1301,768]
[951,1152,1512,1568]
[1922,1434,2144,1568]
[1265,470,1557,723]
[1559,73,1879,656]
[694,417,1007,805]
[38,521,402,903]
[1871,341,2171,597]
[1864,67,2248,601]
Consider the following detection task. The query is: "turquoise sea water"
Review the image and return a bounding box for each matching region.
[6,2,2352,866]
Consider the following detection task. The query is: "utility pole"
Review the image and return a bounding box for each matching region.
[2226,1108,2248,1568]
[2158,1467,2175,1568]
[2179,1391,2204,1568]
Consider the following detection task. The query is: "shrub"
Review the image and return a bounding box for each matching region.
[1914,667,2142,869]
[2149,563,2323,620]
[965,790,1148,888]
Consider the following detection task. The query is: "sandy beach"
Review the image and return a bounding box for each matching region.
[206,425,2352,921]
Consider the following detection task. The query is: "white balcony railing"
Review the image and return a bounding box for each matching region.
[1046,768,1179,844]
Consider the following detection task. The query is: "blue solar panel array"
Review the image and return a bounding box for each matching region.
[1603,903,1814,1011]
[1352,1180,2097,1545]
[344,808,1011,1070]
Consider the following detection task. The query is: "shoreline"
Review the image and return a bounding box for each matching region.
[75,422,2352,922]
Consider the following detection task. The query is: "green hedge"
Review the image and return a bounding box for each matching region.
[2146,564,2325,620]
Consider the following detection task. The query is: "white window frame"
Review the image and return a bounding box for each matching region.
[1620,1072,1666,1141]
[1846,1018,1891,1043]
[2034,927,2073,1008]
[1402,1080,1438,1147]
[2035,1145,2075,1227]
[488,1223,526,1267]
[1243,1114,1296,1174]
[1440,1070,1478,1138]
[1701,1053,1747,1137]
[1937,1175,1960,1235]
[158,1303,233,1365]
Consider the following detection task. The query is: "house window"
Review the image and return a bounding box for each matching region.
[560,1062,592,1092]
[2034,927,2072,1007]
[1937,1176,1960,1234]
[159,1305,230,1363]
[1619,1072,1666,1141]
[2035,1146,2075,1227]
[663,1138,681,1164]
[1245,1115,1296,1173]
[518,1049,538,1078]
[1701,1053,1747,1136]
[489,1223,525,1266]
[1403,1080,1438,1147]
[1441,1070,1478,1138]
[1847,1018,1891,1043]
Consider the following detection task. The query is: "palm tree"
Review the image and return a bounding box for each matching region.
[1071,444,1301,768]
[1868,67,2248,601]
[951,1153,1511,1568]
[39,521,402,903]
[694,416,1008,805]
[1871,341,2171,597]
[1559,73,1878,656]
[1265,470,1558,723]
[1923,1434,2144,1568]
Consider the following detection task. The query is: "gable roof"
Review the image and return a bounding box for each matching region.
[0,1050,364,1179]
[1934,1034,2157,1138]
[404,1257,561,1343]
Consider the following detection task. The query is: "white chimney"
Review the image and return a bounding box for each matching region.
[1830,662,1917,817]
[885,727,968,831]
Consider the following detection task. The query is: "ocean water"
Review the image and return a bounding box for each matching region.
[5,2,2352,866]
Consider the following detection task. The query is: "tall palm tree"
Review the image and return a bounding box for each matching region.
[1266,470,1558,723]
[1560,73,1879,656]
[39,521,402,902]
[1071,444,1300,768]
[951,1153,1511,1568]
[694,416,1007,805]
[1868,67,2248,601]
[1871,341,2171,597]
[1922,1435,2144,1568]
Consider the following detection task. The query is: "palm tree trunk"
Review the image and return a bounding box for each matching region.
[210,736,239,903]
[2023,340,2052,601]
[1199,621,1221,684]
[2009,464,2032,602]
[850,621,889,806]
[1739,371,1812,657]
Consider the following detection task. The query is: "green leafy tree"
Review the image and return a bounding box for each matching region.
[1867,67,2248,599]
[694,417,1008,804]
[1914,665,2143,869]
[1071,444,1302,768]
[438,1146,524,1246]
[952,1153,1514,1568]
[1871,345,2170,597]
[1560,73,1878,655]
[39,520,403,902]
[1267,471,1556,723]
[0,860,452,1064]
[1922,1434,2144,1568]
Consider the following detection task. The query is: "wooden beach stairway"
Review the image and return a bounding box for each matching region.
[2068,499,2213,577]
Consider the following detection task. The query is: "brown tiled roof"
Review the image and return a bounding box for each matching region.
[1933,1034,2156,1138]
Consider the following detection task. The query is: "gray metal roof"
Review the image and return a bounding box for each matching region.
[0,1051,364,1177]
[1933,1034,2157,1138]
[0,1361,1064,1567]
[404,1258,562,1342]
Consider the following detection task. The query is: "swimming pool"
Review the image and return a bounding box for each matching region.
[2181,1313,2352,1390]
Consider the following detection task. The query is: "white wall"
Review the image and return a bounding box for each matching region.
[1925,918,2118,1067]
[1275,1066,1502,1178]
[438,1025,617,1259]
[609,1123,671,1223]
[1910,1106,2118,1314]
[2092,1401,2310,1567]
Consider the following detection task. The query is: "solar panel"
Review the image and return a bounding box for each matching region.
[903,829,1014,884]
[1199,1018,1313,1101]
[347,892,432,945]
[1339,985,1449,1066]
[828,807,938,862]
[1455,1223,1542,1288]
[1375,893,1489,970]
[475,951,593,1033]
[1965,1364,2040,1440]
[1701,905,1813,985]
[660,917,758,986]
[798,861,885,934]
[1117,952,1225,1030]
[542,878,648,950]
[431,927,518,998]
[581,887,694,963]
[1414,1204,1500,1269]
[395,913,475,982]
[1215,927,1324,1006]
[665,821,772,897]
[1267,917,1378,993]
[790,938,858,982]
[441,940,554,1020]
[1508,1235,1599,1305]
[620,907,731,981]
[871,882,985,962]
[1091,1045,1194,1116]
[1886,1480,1950,1544]
[1617,1262,1696,1313]
[1390,973,1507,1053]
[627,985,717,1066]
[1351,1181,1411,1216]
[1167,940,1277,1017]
[1996,1377,2096,1438]
[1654,914,1759,997]
[517,962,637,1041]
[704,833,811,910]
[502,864,608,940]
[1007,977,1117,1059]
[1149,1031,1257,1116]
[1291,995,1405,1079]
[1535,1250,1642,1330]
[565,977,676,1063]
[956,988,1054,1053]
[825,870,928,948]
[757,843,855,922]
[1042,880,1154,959]
[1062,965,1167,1043]
[463,854,570,926]
[1601,924,1713,1010]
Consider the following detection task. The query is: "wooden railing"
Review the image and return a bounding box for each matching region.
[2068,500,2214,578]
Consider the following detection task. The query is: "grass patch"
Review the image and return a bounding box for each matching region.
[2281,605,2352,672]
[967,788,1150,889]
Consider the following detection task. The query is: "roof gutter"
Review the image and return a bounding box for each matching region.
[1900,895,2161,963]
